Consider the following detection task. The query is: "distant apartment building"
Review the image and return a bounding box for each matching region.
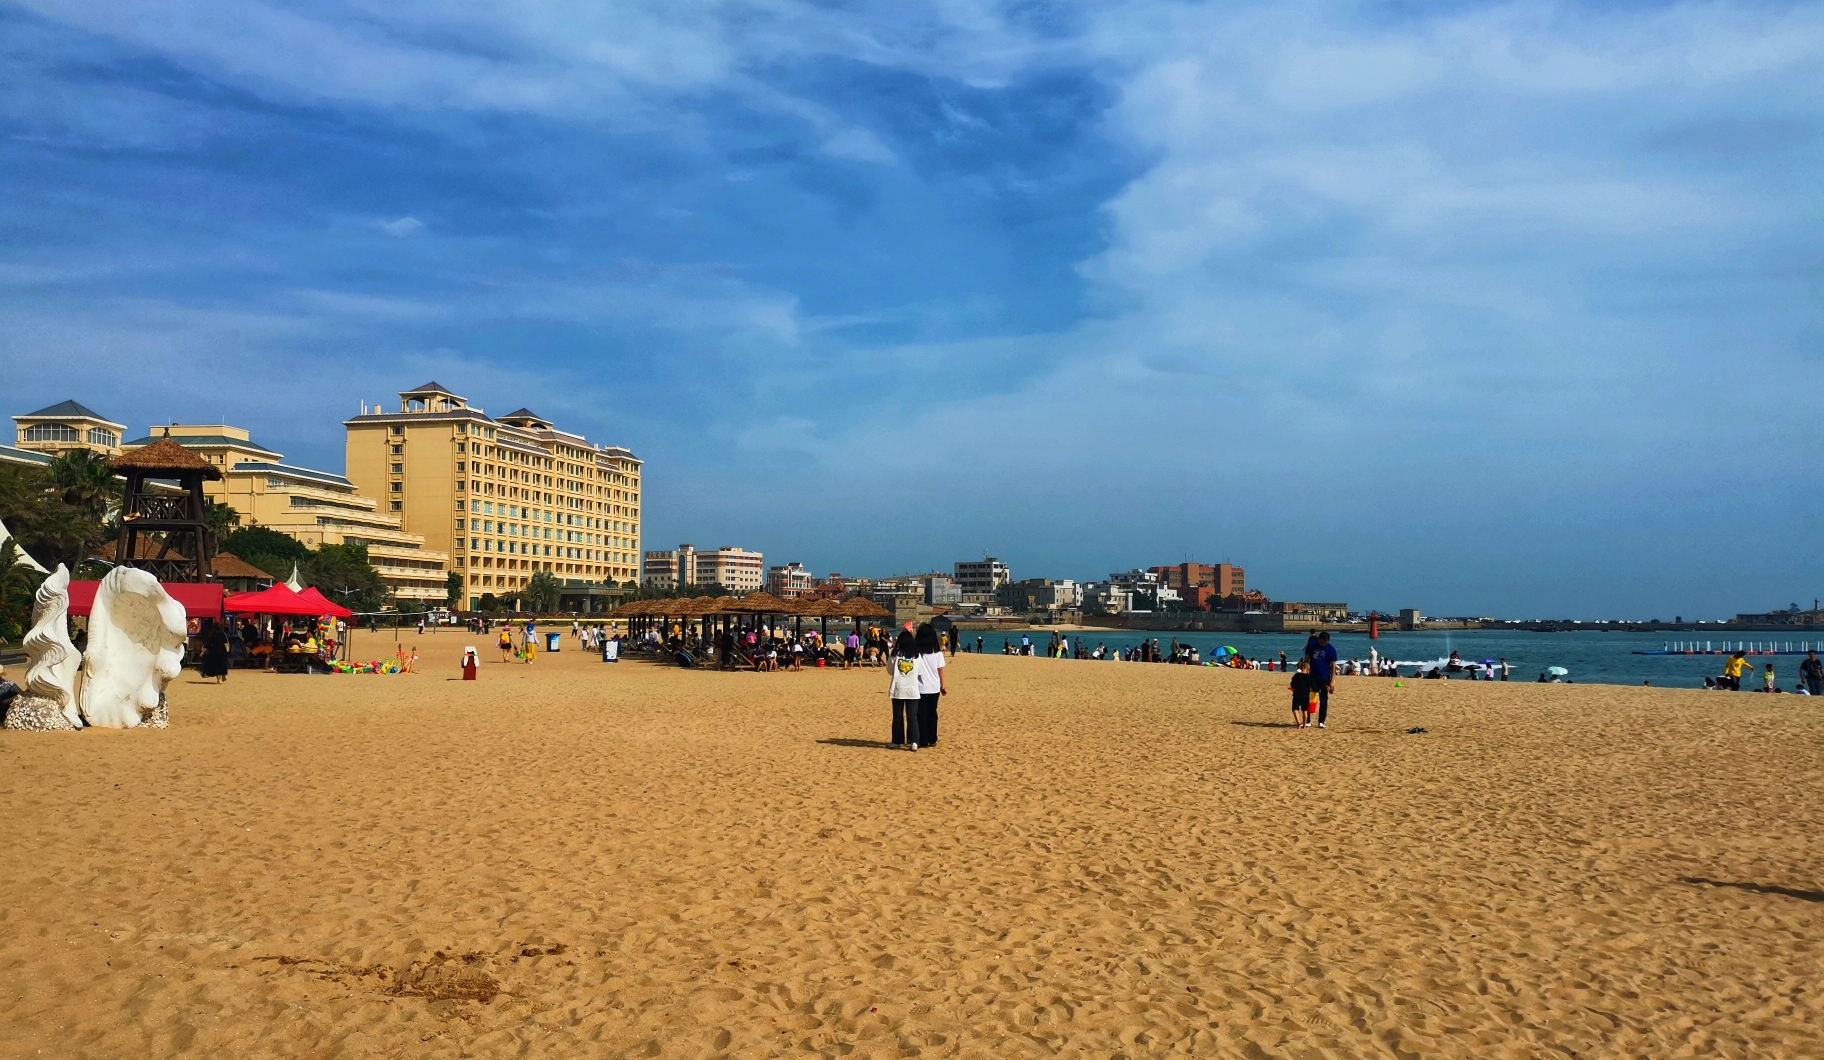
[344,383,642,609]
[122,424,451,604]
[1271,601,1349,619]
[1151,562,1245,596]
[1107,569,1179,610]
[998,578,1077,612]
[954,558,1011,596]
[1080,582,1133,614]
[767,561,814,599]
[925,575,962,607]
[645,543,764,592]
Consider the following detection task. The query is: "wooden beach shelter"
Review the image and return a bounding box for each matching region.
[108,437,221,582]
[797,597,844,641]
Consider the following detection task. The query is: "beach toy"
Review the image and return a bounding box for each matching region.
[1394,681,1402,687]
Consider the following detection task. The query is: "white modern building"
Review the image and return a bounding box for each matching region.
[954,557,1011,596]
[645,543,765,592]
[766,561,814,599]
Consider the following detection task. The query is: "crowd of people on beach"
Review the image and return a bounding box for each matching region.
[636,619,943,674]
[1702,649,1824,694]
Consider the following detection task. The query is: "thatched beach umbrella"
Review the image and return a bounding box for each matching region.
[835,595,891,638]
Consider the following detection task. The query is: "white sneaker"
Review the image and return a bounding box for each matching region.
[1318,722,1326,729]
[909,743,918,751]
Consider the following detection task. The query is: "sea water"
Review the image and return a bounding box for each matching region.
[961,628,1820,689]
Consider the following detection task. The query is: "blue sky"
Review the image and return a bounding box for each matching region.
[3,0,1820,618]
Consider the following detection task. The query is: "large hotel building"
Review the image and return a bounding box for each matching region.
[344,383,641,609]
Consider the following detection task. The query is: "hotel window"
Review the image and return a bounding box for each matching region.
[390,482,402,492]
[391,464,403,474]
[390,501,402,510]
[455,481,464,491]
[455,462,465,473]
[21,423,81,443]
[391,426,403,436]
[86,428,118,447]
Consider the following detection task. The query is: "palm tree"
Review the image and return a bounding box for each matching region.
[203,502,240,552]
[47,449,119,519]
[526,570,560,613]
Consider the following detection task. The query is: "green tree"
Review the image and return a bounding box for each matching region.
[444,570,464,608]
[203,502,240,552]
[301,542,389,613]
[221,525,309,581]
[0,541,45,645]
[526,570,560,613]
[478,592,499,612]
[46,448,119,518]
[0,463,111,572]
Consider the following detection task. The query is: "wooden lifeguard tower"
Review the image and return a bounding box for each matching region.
[108,437,222,583]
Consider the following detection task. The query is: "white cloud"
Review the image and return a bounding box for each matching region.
[379,216,425,237]
[820,127,898,164]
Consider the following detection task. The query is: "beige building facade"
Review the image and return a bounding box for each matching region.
[343,383,641,609]
[122,424,452,605]
[13,399,126,458]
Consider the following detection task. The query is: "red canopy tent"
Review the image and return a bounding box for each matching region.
[294,586,354,619]
[223,583,321,616]
[66,581,224,619]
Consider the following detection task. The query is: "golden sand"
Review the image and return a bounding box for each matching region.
[1,635,1818,1058]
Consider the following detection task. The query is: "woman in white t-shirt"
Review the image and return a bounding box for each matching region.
[888,630,921,749]
[913,623,947,747]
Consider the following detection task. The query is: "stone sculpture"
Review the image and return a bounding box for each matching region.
[77,566,187,729]
[3,564,83,731]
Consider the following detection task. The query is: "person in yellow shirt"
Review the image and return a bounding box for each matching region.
[1722,650,1754,691]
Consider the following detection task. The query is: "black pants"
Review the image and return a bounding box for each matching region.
[1315,684,1330,725]
[892,699,920,746]
[918,692,940,746]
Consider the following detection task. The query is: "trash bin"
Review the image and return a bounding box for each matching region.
[544,632,561,653]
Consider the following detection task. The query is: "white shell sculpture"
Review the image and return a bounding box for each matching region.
[3,564,82,731]
[78,566,187,729]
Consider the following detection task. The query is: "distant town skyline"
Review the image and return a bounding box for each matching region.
[4,2,1819,619]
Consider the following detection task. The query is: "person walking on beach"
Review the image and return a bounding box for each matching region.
[1307,631,1338,728]
[199,619,230,684]
[498,626,512,663]
[1802,651,1824,696]
[1289,660,1317,728]
[889,630,922,750]
[1499,658,1511,681]
[1723,650,1754,691]
[914,622,947,747]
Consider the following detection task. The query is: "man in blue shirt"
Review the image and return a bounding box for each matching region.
[1307,631,1339,728]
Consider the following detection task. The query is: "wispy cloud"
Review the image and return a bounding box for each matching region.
[378,216,425,237]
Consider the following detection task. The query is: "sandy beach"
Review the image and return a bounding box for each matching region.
[2,636,1818,1059]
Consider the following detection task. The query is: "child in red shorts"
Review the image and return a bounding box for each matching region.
[1289,660,1317,729]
